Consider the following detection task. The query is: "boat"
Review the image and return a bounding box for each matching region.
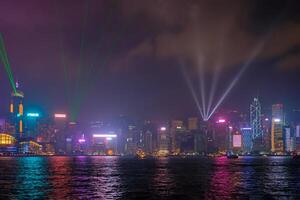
[226,151,238,159]
[227,154,238,159]
[292,154,300,159]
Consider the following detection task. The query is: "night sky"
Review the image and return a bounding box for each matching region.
[0,0,300,121]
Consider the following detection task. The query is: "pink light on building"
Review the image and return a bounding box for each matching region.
[160,127,166,131]
[217,119,226,123]
[233,135,242,148]
[54,113,67,118]
[78,139,86,143]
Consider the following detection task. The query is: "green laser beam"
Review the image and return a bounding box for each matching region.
[55,8,72,110]
[0,33,16,93]
[70,18,126,121]
[69,0,90,120]
[76,0,89,90]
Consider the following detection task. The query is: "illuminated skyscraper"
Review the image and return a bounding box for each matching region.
[125,124,138,155]
[158,126,169,156]
[53,113,67,154]
[250,98,262,139]
[241,127,252,153]
[283,126,294,152]
[170,120,183,153]
[250,98,266,152]
[295,125,300,153]
[214,118,229,153]
[10,82,24,140]
[271,104,284,153]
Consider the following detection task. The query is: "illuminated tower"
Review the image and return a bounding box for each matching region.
[158,126,169,156]
[10,81,24,140]
[250,98,262,139]
[170,120,183,153]
[271,104,284,153]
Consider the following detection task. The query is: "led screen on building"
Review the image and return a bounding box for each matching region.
[233,135,242,148]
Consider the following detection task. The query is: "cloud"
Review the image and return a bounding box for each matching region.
[115,0,300,72]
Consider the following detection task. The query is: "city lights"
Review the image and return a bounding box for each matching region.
[274,118,281,123]
[0,1,299,199]
[160,127,166,131]
[0,133,15,145]
[26,113,40,117]
[78,139,86,143]
[241,127,252,130]
[54,113,67,118]
[92,134,117,138]
[217,119,226,123]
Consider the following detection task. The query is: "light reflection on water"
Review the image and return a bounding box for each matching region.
[0,156,300,199]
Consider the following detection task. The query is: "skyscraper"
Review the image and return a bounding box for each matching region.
[214,118,229,153]
[250,98,262,139]
[271,104,284,153]
[295,125,300,153]
[170,120,183,153]
[158,126,169,156]
[283,126,294,152]
[241,127,252,153]
[10,82,24,140]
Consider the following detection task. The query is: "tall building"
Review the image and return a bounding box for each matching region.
[25,112,40,139]
[36,118,55,155]
[214,118,229,153]
[143,130,153,154]
[250,98,263,151]
[295,125,300,153]
[170,120,183,153]
[271,104,284,153]
[158,126,169,156]
[194,121,208,155]
[10,83,24,140]
[140,120,156,154]
[241,127,252,153]
[261,116,272,152]
[283,126,294,152]
[125,124,138,155]
[53,113,67,154]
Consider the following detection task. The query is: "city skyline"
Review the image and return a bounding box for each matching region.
[1,1,300,199]
[0,0,300,121]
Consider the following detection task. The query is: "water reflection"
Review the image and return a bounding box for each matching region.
[264,157,292,197]
[0,156,299,199]
[90,156,122,199]
[152,157,175,198]
[15,157,50,199]
[206,157,236,199]
[48,156,73,199]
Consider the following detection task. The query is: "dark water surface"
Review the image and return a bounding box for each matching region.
[0,156,300,199]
